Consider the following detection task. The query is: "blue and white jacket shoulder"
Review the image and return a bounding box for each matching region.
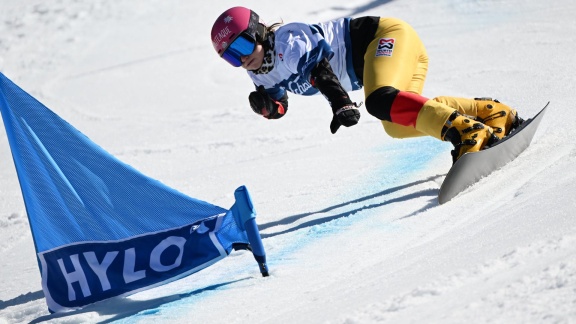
[248,18,362,100]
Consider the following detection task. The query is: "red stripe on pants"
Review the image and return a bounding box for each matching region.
[390,91,429,127]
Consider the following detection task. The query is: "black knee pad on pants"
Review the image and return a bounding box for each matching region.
[365,86,400,121]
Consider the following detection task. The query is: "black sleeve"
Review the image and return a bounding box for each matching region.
[349,16,380,83]
[310,58,354,111]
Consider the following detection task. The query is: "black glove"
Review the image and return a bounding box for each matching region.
[248,86,288,119]
[329,104,362,134]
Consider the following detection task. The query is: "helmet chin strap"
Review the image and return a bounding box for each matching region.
[255,23,267,43]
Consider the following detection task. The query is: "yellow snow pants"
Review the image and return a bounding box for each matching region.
[363,18,482,139]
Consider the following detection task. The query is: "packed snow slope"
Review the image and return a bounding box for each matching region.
[1,0,575,323]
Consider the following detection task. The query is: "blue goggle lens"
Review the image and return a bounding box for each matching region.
[222,34,256,67]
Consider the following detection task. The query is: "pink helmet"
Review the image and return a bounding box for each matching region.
[211,7,261,66]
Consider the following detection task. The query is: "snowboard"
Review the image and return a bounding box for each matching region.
[438,102,550,204]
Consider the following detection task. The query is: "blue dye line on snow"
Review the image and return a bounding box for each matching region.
[114,137,450,323]
[239,137,450,273]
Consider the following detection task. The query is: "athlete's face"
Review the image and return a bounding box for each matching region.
[240,43,264,71]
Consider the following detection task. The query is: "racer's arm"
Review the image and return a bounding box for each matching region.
[310,58,361,134]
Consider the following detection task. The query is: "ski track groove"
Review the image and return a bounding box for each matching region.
[338,234,576,323]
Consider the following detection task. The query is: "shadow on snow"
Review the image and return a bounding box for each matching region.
[0,290,45,311]
[259,174,444,238]
[310,0,397,18]
[29,278,251,323]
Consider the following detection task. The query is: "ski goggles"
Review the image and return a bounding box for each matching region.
[221,32,257,67]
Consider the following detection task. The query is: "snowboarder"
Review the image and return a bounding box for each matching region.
[210,7,523,163]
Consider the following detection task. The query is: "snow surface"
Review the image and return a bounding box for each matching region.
[1,0,575,323]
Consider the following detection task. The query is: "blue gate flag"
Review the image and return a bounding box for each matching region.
[0,73,268,313]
